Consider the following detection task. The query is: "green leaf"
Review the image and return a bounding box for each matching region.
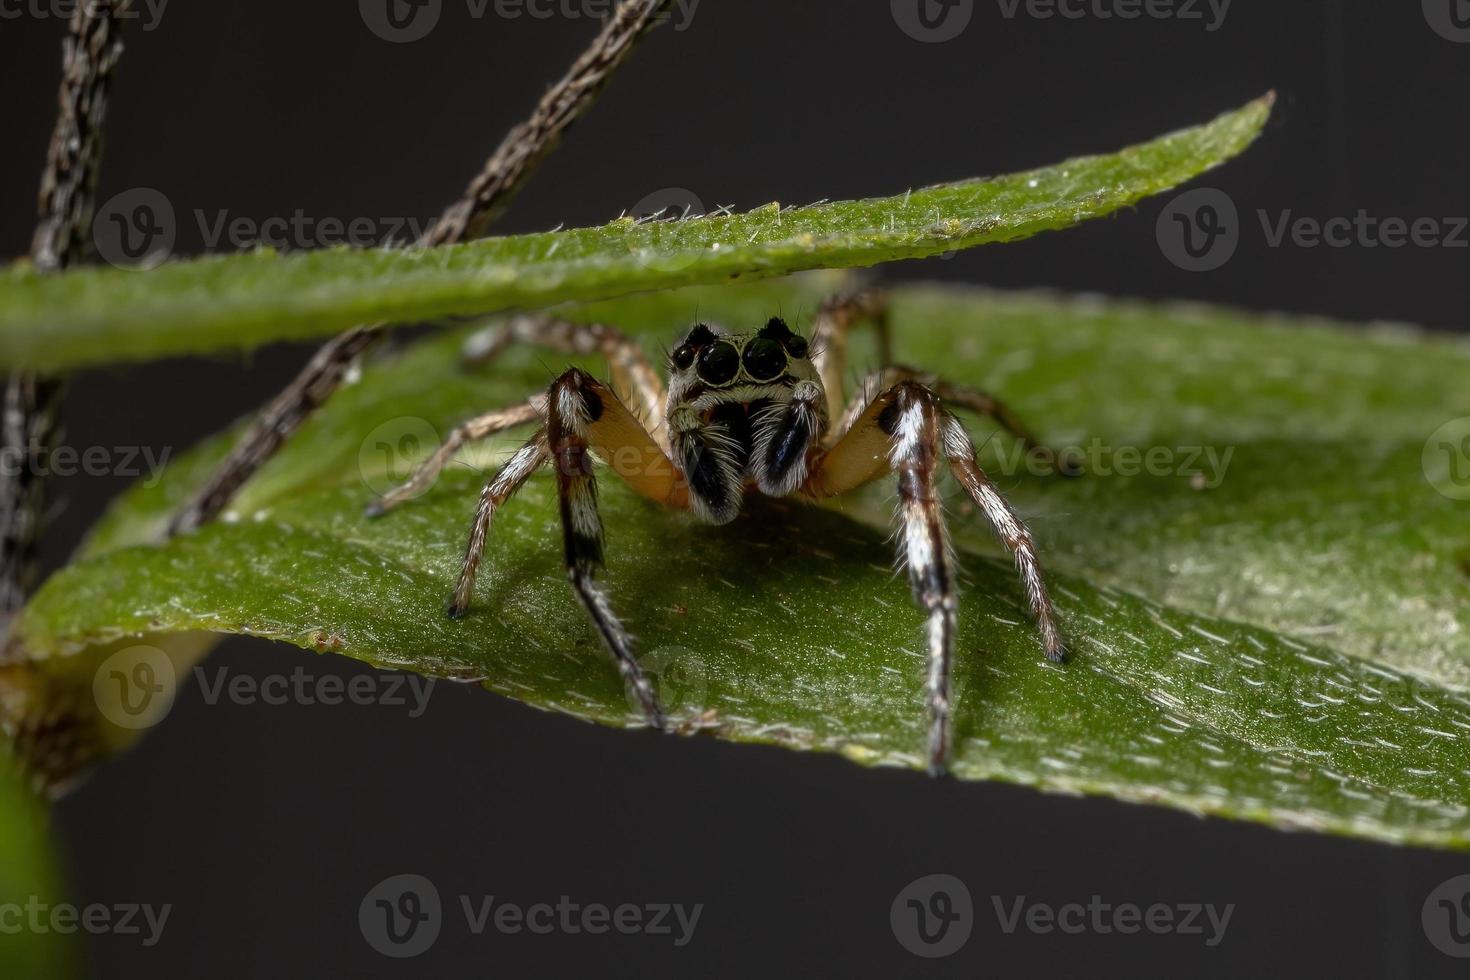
[0,95,1273,371]
[14,275,1470,851]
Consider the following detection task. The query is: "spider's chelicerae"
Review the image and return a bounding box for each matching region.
[368,290,1071,775]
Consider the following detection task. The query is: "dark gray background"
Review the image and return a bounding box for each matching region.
[3,1,1469,976]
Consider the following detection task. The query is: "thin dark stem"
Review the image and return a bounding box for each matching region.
[169,0,675,535]
[1,0,132,637]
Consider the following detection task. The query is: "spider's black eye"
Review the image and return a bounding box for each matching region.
[672,345,695,370]
[784,335,809,359]
[741,337,787,381]
[696,341,740,386]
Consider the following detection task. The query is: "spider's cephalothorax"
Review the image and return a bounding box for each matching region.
[367,291,1070,775]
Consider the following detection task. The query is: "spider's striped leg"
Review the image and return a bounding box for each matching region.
[941,410,1065,662]
[447,427,551,615]
[805,380,1063,775]
[811,287,891,426]
[462,314,669,443]
[830,366,1079,474]
[805,381,958,773]
[366,396,545,517]
[540,367,692,730]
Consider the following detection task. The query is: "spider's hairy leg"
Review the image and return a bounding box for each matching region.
[366,397,545,518]
[542,367,690,730]
[941,411,1065,662]
[448,428,551,616]
[811,287,892,427]
[832,366,1080,475]
[887,386,962,775]
[463,315,668,441]
[805,380,1064,775]
[811,381,960,773]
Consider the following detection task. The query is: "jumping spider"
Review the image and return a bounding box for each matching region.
[367,290,1070,775]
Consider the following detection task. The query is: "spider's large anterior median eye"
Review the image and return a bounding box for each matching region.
[741,337,787,381]
[696,341,740,386]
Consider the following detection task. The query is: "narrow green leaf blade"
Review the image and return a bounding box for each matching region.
[17,275,1470,850]
[0,95,1273,370]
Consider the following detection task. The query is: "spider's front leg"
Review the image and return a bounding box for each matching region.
[542,368,696,730]
[453,367,686,729]
[805,381,1064,775]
